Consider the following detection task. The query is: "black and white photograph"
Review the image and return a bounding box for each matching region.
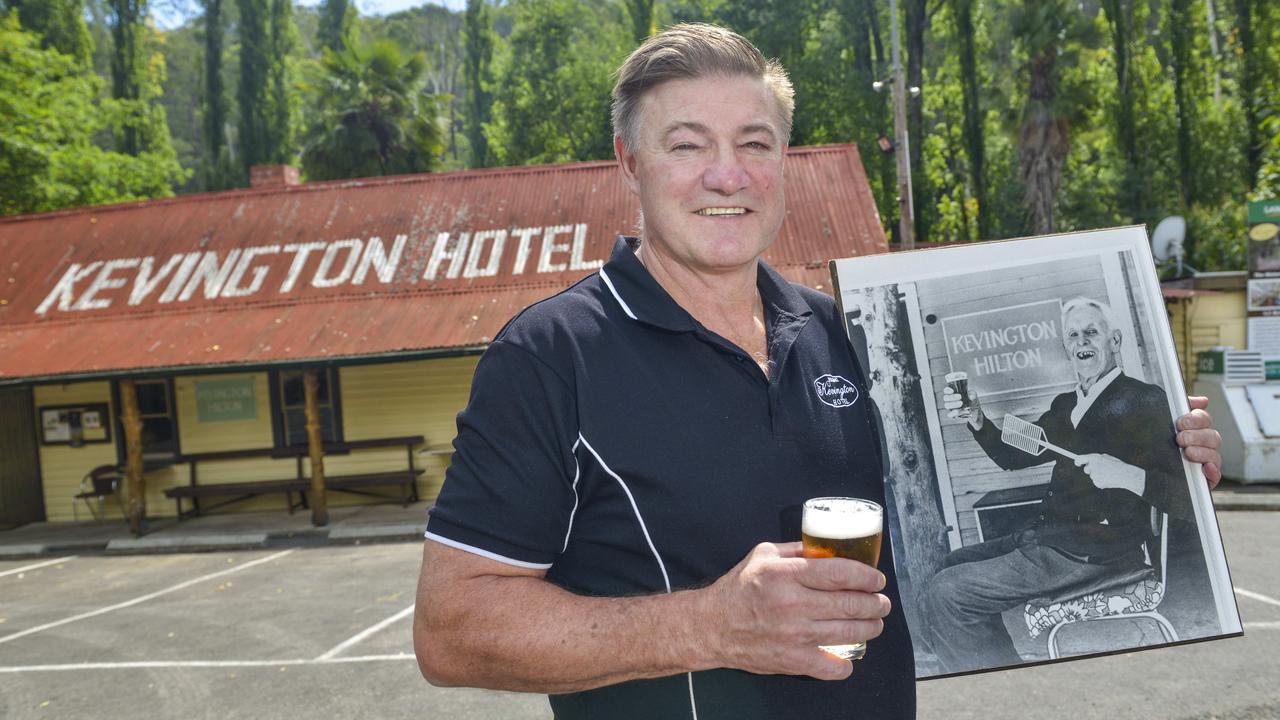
[829,227,1242,679]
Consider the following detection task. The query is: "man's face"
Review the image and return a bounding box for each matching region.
[614,74,786,275]
[1062,305,1121,384]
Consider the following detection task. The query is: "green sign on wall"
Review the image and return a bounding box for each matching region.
[196,378,257,422]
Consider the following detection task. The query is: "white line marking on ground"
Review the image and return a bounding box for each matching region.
[1235,586,1280,609]
[316,605,415,660]
[0,549,295,646]
[1244,621,1280,630]
[0,654,415,674]
[0,556,76,579]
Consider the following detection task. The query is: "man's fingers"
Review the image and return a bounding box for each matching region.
[1177,427,1222,451]
[1204,462,1223,489]
[1177,408,1214,431]
[796,557,886,592]
[810,618,886,645]
[802,649,855,681]
[1188,395,1211,412]
[773,541,805,558]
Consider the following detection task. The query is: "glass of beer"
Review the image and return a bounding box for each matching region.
[801,497,884,661]
[945,371,970,411]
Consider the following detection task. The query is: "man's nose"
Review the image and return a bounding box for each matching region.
[702,146,749,195]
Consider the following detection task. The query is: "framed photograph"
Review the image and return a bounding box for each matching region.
[1247,278,1280,312]
[829,226,1242,679]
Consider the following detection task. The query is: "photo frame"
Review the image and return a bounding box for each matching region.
[829,227,1242,679]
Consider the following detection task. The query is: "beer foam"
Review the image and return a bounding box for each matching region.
[802,500,882,540]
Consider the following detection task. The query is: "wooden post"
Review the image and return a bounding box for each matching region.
[851,286,946,634]
[304,369,329,526]
[119,379,146,536]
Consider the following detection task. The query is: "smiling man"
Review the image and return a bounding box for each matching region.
[412,24,1221,720]
[927,297,1207,674]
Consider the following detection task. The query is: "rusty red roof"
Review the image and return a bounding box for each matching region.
[0,144,885,383]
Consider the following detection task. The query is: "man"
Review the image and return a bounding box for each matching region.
[925,297,1209,674]
[414,24,1221,719]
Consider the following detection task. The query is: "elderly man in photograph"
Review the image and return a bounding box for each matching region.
[928,296,1204,674]
[414,23,1222,719]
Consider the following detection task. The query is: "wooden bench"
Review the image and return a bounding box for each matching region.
[163,436,426,519]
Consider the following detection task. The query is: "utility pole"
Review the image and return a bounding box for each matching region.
[889,0,915,249]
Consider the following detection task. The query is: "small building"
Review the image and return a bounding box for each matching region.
[0,145,888,530]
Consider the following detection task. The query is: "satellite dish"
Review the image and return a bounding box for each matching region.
[1152,216,1188,275]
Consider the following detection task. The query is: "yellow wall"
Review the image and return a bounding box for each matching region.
[1167,291,1247,386]
[334,356,477,503]
[39,356,479,522]
[36,382,119,522]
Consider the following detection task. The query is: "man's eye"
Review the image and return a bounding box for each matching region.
[744,141,770,151]
[672,143,698,151]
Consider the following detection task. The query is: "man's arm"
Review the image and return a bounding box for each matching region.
[413,539,891,693]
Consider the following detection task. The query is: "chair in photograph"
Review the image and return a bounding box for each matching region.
[73,464,126,522]
[1023,508,1178,659]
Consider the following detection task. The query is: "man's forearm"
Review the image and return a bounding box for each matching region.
[415,553,716,693]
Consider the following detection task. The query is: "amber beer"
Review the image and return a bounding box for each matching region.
[801,497,884,661]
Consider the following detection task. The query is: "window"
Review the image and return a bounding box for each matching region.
[113,379,178,459]
[271,369,342,447]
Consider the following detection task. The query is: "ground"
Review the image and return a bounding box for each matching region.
[0,513,1276,719]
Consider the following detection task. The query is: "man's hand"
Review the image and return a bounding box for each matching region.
[1075,453,1146,495]
[1179,396,1222,490]
[700,542,890,681]
[943,386,984,430]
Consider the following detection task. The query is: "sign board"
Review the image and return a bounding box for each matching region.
[196,378,257,422]
[39,403,111,445]
[940,299,1073,398]
[1248,199,1280,278]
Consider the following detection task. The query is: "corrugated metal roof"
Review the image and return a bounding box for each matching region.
[0,145,885,383]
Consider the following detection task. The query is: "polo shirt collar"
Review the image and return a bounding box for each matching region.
[598,236,814,331]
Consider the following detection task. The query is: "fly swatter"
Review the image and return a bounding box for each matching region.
[999,414,1080,461]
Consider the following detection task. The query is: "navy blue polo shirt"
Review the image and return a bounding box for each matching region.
[427,237,915,720]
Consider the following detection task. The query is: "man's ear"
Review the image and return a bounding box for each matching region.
[615,135,641,196]
[1110,329,1123,352]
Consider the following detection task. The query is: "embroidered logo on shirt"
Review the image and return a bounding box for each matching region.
[814,374,859,408]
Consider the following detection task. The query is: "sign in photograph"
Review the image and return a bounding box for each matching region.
[941,299,1072,398]
[196,378,257,422]
[829,227,1241,680]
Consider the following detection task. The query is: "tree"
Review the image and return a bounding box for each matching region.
[236,0,298,170]
[201,0,234,188]
[317,0,356,54]
[486,0,625,165]
[1007,0,1077,234]
[464,0,494,167]
[268,0,299,163]
[1235,0,1261,189]
[5,0,94,66]
[108,0,146,155]
[0,14,184,215]
[300,39,443,180]
[622,0,653,44]
[1168,0,1197,208]
[953,0,987,239]
[1102,0,1150,225]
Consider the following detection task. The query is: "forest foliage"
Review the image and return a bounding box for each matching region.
[2,0,1278,272]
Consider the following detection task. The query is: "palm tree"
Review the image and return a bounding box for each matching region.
[1008,0,1089,234]
[302,39,444,181]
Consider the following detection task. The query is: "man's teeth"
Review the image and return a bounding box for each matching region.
[696,207,747,216]
[1076,350,1095,359]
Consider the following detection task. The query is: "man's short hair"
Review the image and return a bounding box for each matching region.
[1061,296,1121,335]
[611,23,795,151]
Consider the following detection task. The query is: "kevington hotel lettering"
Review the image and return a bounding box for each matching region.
[34,223,603,316]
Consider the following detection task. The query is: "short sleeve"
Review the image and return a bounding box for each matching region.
[426,338,579,569]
